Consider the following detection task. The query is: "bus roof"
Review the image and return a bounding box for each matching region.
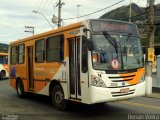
[9,19,137,45]
[10,21,82,45]
[92,19,136,26]
[0,52,8,56]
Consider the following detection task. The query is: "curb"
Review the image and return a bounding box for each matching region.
[145,92,160,99]
[143,87,160,99]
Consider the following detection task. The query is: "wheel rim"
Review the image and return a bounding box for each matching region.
[55,91,63,104]
[17,83,22,95]
[1,71,5,78]
[52,85,66,110]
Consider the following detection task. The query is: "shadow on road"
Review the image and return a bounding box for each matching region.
[0,79,132,120]
[23,93,129,120]
[0,78,9,81]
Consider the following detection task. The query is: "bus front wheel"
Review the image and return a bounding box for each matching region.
[16,80,25,98]
[51,85,67,110]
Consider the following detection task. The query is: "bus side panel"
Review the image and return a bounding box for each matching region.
[9,64,28,91]
[16,64,28,91]
[35,28,80,95]
[33,62,62,92]
[10,78,16,89]
[35,59,68,97]
[9,63,17,89]
[35,27,82,97]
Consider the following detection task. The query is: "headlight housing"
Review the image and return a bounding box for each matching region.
[139,75,145,83]
[91,75,107,87]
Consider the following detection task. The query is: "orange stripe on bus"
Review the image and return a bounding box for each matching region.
[123,77,134,81]
[119,72,136,77]
[2,64,9,73]
[119,68,145,85]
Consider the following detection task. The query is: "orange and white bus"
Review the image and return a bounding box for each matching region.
[0,52,9,79]
[9,19,146,110]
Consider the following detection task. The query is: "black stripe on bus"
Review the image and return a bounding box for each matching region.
[108,84,137,88]
[109,75,135,79]
[111,89,135,94]
[111,79,133,82]
[34,79,50,82]
[112,92,134,97]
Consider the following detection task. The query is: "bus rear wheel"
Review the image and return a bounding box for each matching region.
[16,80,25,98]
[0,70,6,79]
[51,85,67,110]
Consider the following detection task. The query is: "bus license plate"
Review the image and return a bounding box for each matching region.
[120,88,130,93]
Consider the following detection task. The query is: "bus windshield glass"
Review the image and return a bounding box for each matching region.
[0,55,8,64]
[90,20,143,71]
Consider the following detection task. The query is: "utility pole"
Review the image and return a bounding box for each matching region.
[145,0,155,96]
[56,0,65,28]
[129,0,132,22]
[77,5,81,22]
[24,26,34,36]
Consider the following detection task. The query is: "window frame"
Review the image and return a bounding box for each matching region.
[46,34,64,62]
[35,39,45,63]
[10,46,17,65]
[17,44,25,64]
[81,36,88,73]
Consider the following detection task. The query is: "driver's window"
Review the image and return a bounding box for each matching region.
[82,36,88,73]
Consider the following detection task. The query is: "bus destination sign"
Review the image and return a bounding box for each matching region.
[91,20,138,35]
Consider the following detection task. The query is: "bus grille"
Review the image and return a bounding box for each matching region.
[111,89,135,97]
[109,74,136,82]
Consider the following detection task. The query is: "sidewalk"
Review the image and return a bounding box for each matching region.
[147,73,160,99]
[147,92,160,99]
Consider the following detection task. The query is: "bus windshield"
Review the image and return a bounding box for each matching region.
[0,55,8,64]
[91,33,144,71]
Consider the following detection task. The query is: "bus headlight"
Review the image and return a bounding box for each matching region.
[139,75,145,83]
[91,75,107,88]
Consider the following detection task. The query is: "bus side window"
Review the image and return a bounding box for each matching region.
[11,46,17,65]
[35,39,45,63]
[60,35,64,61]
[46,35,64,62]
[18,44,25,64]
[82,37,88,73]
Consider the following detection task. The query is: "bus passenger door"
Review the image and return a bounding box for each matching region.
[27,46,34,91]
[69,37,81,99]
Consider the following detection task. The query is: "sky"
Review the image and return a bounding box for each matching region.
[0,0,160,44]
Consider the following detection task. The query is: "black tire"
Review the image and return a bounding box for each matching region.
[51,85,67,110]
[0,71,5,79]
[0,72,2,79]
[16,80,25,98]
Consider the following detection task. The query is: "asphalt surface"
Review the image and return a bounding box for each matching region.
[0,79,160,120]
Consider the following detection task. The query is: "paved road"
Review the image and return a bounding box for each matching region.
[0,79,160,120]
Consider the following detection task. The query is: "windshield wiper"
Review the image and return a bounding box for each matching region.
[103,31,119,48]
[103,31,119,56]
[123,33,132,61]
[125,33,132,43]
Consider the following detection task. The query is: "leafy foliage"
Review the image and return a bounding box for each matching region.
[100,3,160,45]
[0,43,9,53]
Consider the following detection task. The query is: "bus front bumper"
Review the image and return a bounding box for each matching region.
[90,81,146,104]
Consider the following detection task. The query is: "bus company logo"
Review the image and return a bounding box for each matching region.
[10,66,16,77]
[122,82,125,86]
